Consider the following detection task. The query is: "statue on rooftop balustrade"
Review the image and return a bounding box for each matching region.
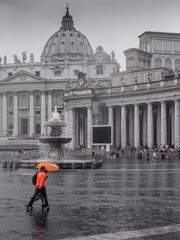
[22,52,27,63]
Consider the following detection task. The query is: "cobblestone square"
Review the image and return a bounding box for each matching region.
[1,158,180,239]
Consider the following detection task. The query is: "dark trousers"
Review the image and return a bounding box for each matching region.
[29,187,49,207]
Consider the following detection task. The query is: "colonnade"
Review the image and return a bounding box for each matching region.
[112,100,179,148]
[66,99,180,149]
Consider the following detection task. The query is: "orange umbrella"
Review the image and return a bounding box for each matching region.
[36,162,60,172]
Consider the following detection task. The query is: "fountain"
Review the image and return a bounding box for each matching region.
[19,107,102,169]
[39,107,71,162]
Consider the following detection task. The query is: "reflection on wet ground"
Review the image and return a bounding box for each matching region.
[1,158,180,239]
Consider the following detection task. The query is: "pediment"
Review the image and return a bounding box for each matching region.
[0,70,47,84]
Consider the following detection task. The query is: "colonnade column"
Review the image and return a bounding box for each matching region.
[108,106,113,146]
[13,92,19,137]
[134,104,140,148]
[121,105,126,148]
[116,107,121,147]
[143,107,147,147]
[171,103,175,145]
[41,91,46,135]
[157,104,161,146]
[161,101,167,146]
[129,107,134,146]
[174,100,180,147]
[87,107,92,149]
[29,91,34,136]
[69,108,75,149]
[2,92,7,136]
[147,102,153,148]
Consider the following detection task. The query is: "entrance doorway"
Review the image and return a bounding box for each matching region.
[21,119,28,135]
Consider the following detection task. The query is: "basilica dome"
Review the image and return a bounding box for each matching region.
[41,7,94,63]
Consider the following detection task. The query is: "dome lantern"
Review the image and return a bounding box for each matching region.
[61,7,74,29]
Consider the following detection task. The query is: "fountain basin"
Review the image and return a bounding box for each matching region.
[39,137,72,144]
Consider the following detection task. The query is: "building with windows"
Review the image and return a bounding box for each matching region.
[64,31,180,150]
[1,7,180,150]
[124,31,180,72]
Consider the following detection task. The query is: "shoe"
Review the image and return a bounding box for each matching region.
[26,204,33,212]
[42,204,50,210]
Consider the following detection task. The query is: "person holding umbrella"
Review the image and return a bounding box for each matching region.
[26,166,49,211]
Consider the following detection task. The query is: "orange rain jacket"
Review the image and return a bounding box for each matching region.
[35,172,48,188]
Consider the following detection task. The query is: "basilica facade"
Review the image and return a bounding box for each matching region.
[1,7,180,150]
[0,7,119,142]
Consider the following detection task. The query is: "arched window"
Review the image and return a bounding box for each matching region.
[165,58,172,69]
[175,59,180,71]
[35,95,41,106]
[154,58,162,68]
[35,124,41,135]
[8,96,13,107]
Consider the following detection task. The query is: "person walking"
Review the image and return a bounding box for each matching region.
[27,166,49,211]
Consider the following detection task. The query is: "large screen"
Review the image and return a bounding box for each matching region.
[92,125,112,144]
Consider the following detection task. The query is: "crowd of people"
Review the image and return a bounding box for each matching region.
[109,144,180,161]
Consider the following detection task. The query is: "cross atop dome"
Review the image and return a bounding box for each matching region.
[61,5,74,29]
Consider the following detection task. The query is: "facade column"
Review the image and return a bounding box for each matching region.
[174,100,180,147]
[69,108,75,149]
[13,92,19,137]
[2,92,7,136]
[48,90,52,120]
[87,107,92,149]
[121,105,126,148]
[161,101,167,146]
[147,102,153,148]
[29,91,34,136]
[64,102,69,137]
[172,58,175,71]
[108,106,113,146]
[41,91,46,135]
[134,104,140,148]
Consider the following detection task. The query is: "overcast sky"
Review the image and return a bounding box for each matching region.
[0,0,180,70]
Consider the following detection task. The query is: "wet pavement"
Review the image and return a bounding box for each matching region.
[1,157,180,239]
